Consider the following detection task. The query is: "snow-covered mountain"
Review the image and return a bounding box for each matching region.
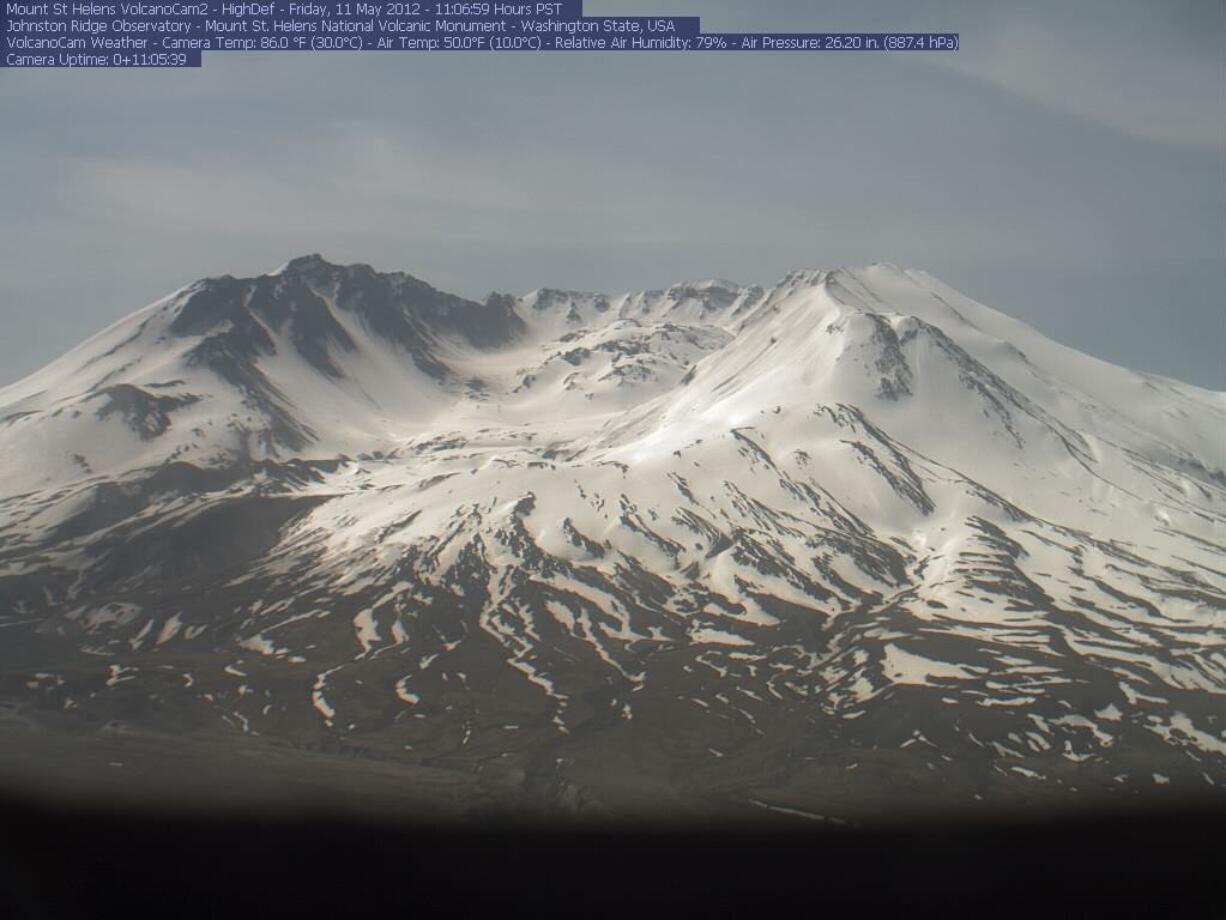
[1,255,1223,818]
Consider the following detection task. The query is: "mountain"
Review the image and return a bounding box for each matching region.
[1,255,1223,821]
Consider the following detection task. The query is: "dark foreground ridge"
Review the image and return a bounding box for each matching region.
[1,792,1221,918]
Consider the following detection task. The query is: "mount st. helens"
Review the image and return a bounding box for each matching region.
[1,255,1223,819]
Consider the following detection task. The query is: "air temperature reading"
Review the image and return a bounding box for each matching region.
[2,0,960,66]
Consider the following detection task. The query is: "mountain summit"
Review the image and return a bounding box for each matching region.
[1,257,1222,819]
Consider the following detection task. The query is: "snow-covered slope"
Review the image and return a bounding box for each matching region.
[1,256,1223,818]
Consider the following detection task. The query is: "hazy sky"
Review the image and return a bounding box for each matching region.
[2,0,1223,387]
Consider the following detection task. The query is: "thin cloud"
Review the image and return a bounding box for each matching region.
[928,6,1224,148]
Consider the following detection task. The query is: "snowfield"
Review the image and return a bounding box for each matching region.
[1,254,1222,816]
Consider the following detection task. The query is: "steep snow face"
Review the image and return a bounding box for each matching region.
[0,255,526,493]
[1,256,1223,814]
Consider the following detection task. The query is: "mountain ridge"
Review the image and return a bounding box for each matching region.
[0,255,1222,819]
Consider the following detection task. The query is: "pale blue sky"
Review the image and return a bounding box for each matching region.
[2,0,1223,386]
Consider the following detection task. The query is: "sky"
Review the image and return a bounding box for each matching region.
[1,0,1223,388]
